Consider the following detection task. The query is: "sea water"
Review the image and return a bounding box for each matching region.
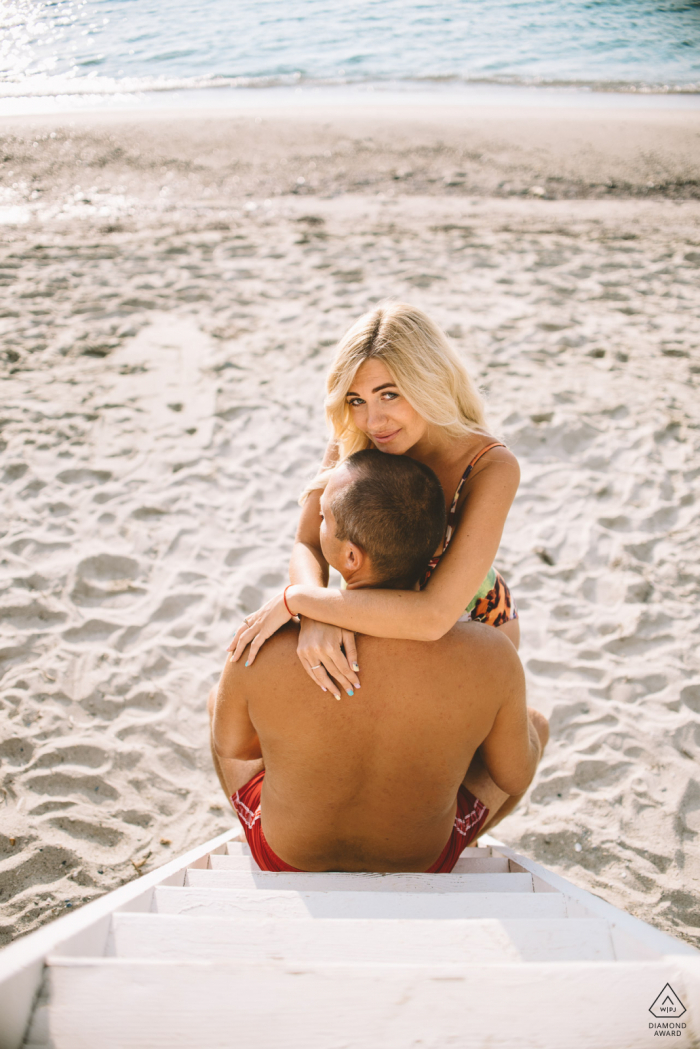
[1,0,699,106]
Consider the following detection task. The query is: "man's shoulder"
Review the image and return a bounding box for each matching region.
[357,621,519,675]
[444,620,518,656]
[250,622,301,667]
[226,623,301,688]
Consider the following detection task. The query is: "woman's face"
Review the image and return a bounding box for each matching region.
[345,359,429,455]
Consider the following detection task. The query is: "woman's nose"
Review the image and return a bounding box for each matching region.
[366,400,387,428]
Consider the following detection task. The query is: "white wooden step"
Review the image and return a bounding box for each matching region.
[224,840,251,856]
[8,826,696,1049]
[151,887,570,919]
[210,853,263,871]
[184,870,534,893]
[453,855,515,873]
[24,957,700,1049]
[209,853,512,873]
[109,914,616,963]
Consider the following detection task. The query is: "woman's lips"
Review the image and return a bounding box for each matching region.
[371,429,401,444]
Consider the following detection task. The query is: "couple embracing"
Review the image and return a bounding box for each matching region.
[210,303,548,873]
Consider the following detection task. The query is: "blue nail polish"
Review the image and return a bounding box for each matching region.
[245,660,249,667]
[347,688,354,697]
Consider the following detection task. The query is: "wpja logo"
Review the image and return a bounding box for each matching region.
[649,984,687,1038]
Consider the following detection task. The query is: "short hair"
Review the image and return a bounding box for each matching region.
[329,450,446,589]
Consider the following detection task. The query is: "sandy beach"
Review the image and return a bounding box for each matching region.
[1,97,699,948]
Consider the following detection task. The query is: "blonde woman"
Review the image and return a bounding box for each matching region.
[229,303,520,699]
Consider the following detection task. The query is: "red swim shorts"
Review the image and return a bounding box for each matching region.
[231,771,489,874]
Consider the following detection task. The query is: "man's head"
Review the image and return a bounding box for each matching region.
[319,450,446,590]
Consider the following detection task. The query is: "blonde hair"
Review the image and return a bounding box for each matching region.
[302,302,486,500]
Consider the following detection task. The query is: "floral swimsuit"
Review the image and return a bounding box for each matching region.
[422,442,518,628]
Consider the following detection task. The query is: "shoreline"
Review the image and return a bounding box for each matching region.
[1,101,699,230]
[2,78,700,119]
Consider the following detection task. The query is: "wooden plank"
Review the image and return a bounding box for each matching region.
[209,854,510,873]
[451,856,510,873]
[0,827,241,1049]
[224,841,251,856]
[184,870,534,893]
[151,887,569,920]
[483,835,700,958]
[458,846,494,857]
[503,917,617,962]
[7,823,697,1049]
[109,914,616,963]
[26,957,700,1049]
[209,854,263,871]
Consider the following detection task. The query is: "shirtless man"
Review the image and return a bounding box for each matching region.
[209,449,548,873]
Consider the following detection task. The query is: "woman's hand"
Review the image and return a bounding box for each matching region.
[296,618,360,700]
[227,592,292,667]
[227,592,360,699]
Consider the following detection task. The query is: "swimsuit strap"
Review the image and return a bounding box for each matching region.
[442,441,506,552]
[466,440,506,472]
[448,441,505,513]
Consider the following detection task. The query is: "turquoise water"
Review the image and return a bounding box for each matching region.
[1,0,699,100]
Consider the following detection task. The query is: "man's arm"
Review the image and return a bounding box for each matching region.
[211,657,262,761]
[479,653,544,797]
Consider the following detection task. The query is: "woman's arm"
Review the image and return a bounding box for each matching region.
[286,486,359,696]
[231,448,520,665]
[286,447,520,642]
[289,488,329,587]
[285,442,360,697]
[288,438,338,587]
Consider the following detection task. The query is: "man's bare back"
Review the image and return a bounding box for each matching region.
[211,619,543,873]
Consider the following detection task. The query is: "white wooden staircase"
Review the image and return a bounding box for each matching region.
[1,828,698,1048]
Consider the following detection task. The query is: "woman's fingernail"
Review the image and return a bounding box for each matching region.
[322,688,327,692]
[352,663,360,672]
[334,693,341,701]
[245,660,249,667]
[346,688,354,697]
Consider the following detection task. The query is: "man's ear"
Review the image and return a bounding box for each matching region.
[341,541,365,576]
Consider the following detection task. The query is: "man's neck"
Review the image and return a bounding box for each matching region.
[343,571,418,592]
[343,569,379,590]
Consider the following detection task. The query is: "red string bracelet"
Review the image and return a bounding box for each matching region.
[283,585,300,621]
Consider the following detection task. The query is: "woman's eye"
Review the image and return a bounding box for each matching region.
[347,398,364,407]
[382,392,398,401]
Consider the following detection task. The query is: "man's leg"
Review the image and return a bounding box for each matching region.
[208,687,264,804]
[462,707,548,835]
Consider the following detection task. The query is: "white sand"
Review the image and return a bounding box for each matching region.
[0,101,699,946]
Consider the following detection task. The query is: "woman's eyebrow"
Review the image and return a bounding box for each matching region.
[345,382,397,397]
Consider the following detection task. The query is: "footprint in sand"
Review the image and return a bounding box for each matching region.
[71,553,144,609]
[56,468,112,487]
